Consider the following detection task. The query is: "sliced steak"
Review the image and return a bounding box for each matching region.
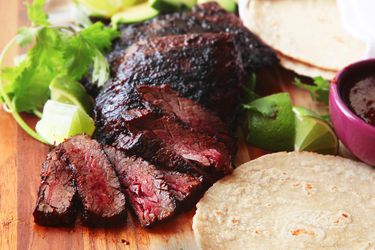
[62,135,127,227]
[115,112,233,177]
[103,146,176,227]
[163,171,203,209]
[110,2,278,72]
[107,32,244,124]
[137,84,235,150]
[33,146,77,227]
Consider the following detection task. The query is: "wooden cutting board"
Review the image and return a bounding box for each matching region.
[0,2,321,249]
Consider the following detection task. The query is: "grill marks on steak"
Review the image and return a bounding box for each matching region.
[62,135,127,227]
[104,146,176,227]
[108,32,244,123]
[33,147,77,227]
[110,2,278,72]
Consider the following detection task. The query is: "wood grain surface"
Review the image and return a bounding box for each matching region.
[0,2,320,250]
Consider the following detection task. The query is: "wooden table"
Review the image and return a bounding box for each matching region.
[0,2,320,249]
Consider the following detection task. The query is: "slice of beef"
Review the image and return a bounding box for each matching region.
[101,32,244,125]
[163,171,203,209]
[110,2,278,72]
[115,111,233,177]
[61,135,127,227]
[137,84,235,150]
[33,146,77,227]
[103,146,176,227]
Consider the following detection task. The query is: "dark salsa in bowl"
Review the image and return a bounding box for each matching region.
[339,65,375,127]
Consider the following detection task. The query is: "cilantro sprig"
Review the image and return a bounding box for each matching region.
[293,76,330,105]
[0,0,118,143]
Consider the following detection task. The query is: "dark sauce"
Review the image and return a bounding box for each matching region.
[349,77,375,126]
[340,71,375,126]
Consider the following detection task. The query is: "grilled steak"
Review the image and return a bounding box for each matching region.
[33,147,77,227]
[137,85,235,150]
[106,32,244,123]
[130,115,232,174]
[103,146,176,227]
[110,2,278,72]
[104,146,203,225]
[62,135,127,227]
[163,171,203,209]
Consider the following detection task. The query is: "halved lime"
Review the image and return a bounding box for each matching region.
[77,0,142,17]
[246,93,295,151]
[111,2,159,27]
[50,76,94,116]
[294,109,338,155]
[36,100,95,145]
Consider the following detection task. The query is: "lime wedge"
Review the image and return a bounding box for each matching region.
[246,93,295,151]
[36,100,95,145]
[77,0,142,17]
[294,109,338,155]
[111,3,159,26]
[50,76,94,116]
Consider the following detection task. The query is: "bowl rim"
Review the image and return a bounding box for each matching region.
[331,58,375,132]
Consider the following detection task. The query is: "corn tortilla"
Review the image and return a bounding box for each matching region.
[193,152,375,250]
[243,0,366,72]
[277,52,337,80]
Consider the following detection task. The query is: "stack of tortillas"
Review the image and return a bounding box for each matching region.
[193,152,375,249]
[240,0,367,79]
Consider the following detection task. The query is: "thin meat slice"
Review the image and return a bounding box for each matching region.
[137,84,235,150]
[62,135,127,227]
[163,171,203,209]
[103,146,176,227]
[33,146,77,227]
[124,113,233,177]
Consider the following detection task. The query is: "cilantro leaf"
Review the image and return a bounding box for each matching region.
[79,22,119,51]
[62,23,118,86]
[12,28,65,111]
[63,35,94,81]
[243,98,278,118]
[26,0,50,26]
[92,51,110,87]
[5,22,117,112]
[293,76,330,105]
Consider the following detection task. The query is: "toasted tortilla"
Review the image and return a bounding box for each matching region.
[243,0,366,71]
[193,152,375,250]
[277,52,337,80]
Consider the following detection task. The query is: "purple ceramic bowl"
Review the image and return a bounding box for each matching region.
[329,59,375,166]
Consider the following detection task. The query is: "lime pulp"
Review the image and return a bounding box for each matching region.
[49,76,94,116]
[36,100,95,145]
[293,107,338,155]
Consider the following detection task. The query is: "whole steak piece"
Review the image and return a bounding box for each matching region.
[100,32,244,125]
[62,135,127,227]
[33,146,77,227]
[110,2,278,72]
